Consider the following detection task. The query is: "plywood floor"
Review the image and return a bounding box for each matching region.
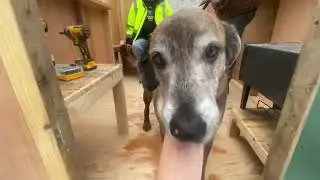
[68,76,263,180]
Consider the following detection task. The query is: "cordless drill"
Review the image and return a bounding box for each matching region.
[59,25,97,71]
[41,18,85,81]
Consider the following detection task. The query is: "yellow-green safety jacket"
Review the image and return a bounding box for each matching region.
[126,0,173,43]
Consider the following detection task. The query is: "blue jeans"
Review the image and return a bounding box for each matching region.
[132,38,150,61]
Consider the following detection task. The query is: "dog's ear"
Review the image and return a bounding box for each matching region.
[137,58,159,91]
[222,22,242,67]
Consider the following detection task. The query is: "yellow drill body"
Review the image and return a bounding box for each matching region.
[60,25,97,71]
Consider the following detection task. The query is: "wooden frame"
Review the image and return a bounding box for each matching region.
[0,0,79,179]
[79,0,115,64]
[0,0,128,179]
[61,64,129,134]
[230,1,320,179]
[264,1,320,178]
[72,0,128,133]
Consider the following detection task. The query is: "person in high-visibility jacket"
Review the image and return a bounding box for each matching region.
[126,0,173,63]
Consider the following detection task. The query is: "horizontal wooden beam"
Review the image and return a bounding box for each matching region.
[62,64,123,110]
[79,0,113,10]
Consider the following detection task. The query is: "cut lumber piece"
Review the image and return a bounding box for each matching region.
[264,1,320,179]
[233,108,277,164]
[0,0,81,179]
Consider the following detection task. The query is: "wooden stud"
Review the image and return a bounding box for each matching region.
[103,10,116,64]
[264,1,320,179]
[113,79,129,134]
[108,0,121,46]
[0,0,81,179]
[117,0,125,41]
[79,0,113,10]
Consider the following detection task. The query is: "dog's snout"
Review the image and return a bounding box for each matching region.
[170,118,206,142]
[169,103,206,142]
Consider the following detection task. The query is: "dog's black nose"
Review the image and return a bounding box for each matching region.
[169,103,206,142]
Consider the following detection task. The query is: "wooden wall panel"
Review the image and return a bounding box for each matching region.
[109,7,121,45]
[38,0,80,64]
[117,0,126,41]
[84,6,114,64]
[0,63,49,180]
[242,0,279,43]
[271,0,316,42]
[39,0,114,64]
[106,0,122,45]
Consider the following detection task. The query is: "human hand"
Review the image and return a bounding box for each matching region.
[199,0,211,9]
[125,44,132,55]
[199,0,225,9]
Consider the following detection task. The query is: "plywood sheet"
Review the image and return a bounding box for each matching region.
[38,0,80,64]
[0,62,49,180]
[271,0,316,42]
[84,6,114,63]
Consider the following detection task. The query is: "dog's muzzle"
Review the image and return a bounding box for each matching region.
[169,102,207,142]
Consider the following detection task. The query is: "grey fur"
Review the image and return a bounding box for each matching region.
[140,8,241,179]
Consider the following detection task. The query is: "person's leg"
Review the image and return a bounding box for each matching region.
[131,38,149,83]
[132,38,149,61]
[226,10,256,37]
[132,38,158,91]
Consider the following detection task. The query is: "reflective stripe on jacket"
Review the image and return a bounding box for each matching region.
[126,0,173,42]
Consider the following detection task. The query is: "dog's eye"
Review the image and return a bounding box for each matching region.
[152,52,166,69]
[205,43,220,62]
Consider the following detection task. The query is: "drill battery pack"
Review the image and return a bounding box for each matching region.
[75,59,97,71]
[83,61,97,71]
[55,64,85,81]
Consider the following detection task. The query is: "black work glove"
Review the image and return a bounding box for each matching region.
[125,36,133,55]
[126,36,133,45]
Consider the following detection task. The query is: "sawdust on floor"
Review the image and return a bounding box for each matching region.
[68,76,262,180]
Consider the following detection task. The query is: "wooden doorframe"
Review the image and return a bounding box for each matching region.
[263,0,320,179]
[0,0,81,179]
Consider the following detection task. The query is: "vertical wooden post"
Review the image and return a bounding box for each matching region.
[104,10,116,64]
[113,79,129,134]
[283,88,320,180]
[120,0,132,41]
[116,0,125,41]
[0,0,81,179]
[264,1,320,179]
[108,0,121,46]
